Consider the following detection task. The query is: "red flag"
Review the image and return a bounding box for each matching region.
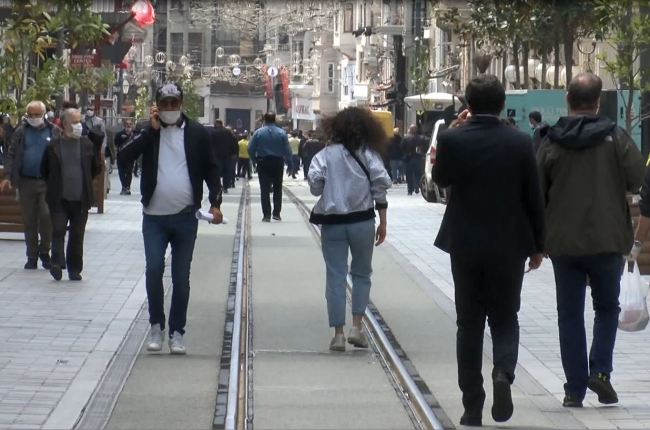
[131,0,155,28]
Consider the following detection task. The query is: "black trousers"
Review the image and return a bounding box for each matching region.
[302,156,312,178]
[49,200,89,274]
[238,157,251,178]
[117,157,134,189]
[450,252,525,410]
[257,156,284,217]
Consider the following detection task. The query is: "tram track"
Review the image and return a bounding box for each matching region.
[214,180,450,430]
[283,185,449,430]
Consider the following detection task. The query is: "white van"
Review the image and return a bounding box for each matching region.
[420,119,448,203]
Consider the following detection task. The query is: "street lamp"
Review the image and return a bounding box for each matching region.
[577,38,597,55]
[559,65,582,87]
[534,63,544,82]
[122,81,130,95]
[505,64,518,86]
[546,65,560,86]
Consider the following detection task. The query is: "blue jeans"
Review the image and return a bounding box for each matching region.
[405,157,423,193]
[320,220,375,327]
[143,211,199,336]
[551,253,622,399]
[390,160,403,181]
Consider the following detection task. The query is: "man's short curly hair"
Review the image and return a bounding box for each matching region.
[319,107,388,156]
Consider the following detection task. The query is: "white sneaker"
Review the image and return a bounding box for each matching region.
[169,332,187,355]
[329,334,346,352]
[347,326,368,348]
[147,324,164,352]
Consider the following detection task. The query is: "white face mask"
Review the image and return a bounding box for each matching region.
[27,118,44,128]
[70,123,83,138]
[159,110,181,124]
[86,110,94,117]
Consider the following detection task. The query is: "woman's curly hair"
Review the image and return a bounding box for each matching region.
[319,107,388,156]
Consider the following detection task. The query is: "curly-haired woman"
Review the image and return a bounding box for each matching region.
[308,107,392,351]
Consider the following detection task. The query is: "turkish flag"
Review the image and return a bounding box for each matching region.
[131,0,155,27]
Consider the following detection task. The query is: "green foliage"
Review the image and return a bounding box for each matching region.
[409,45,432,111]
[436,0,602,87]
[594,0,650,132]
[134,86,150,121]
[165,70,202,121]
[0,0,110,115]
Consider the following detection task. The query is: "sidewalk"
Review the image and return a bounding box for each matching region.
[0,173,147,430]
[285,181,583,429]
[381,183,650,430]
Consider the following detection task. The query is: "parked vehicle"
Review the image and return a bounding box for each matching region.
[420,119,448,204]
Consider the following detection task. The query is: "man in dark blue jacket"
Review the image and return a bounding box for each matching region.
[118,82,223,355]
[248,111,293,222]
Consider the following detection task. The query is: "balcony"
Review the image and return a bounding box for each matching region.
[374,2,405,36]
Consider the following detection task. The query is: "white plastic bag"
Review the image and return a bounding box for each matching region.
[618,263,650,332]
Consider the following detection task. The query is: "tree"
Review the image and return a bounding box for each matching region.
[134,86,150,121]
[594,0,650,133]
[0,0,111,115]
[551,0,602,85]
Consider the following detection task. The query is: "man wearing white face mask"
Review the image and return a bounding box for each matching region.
[118,81,223,355]
[40,108,100,282]
[0,100,59,270]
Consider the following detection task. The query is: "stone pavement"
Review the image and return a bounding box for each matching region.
[378,182,650,430]
[0,173,149,430]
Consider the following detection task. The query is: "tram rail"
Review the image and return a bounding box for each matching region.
[215,181,448,430]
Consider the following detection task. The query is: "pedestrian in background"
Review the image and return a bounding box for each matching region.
[529,110,549,154]
[114,119,136,195]
[538,73,645,409]
[301,130,324,180]
[0,101,57,270]
[401,124,427,195]
[388,128,404,184]
[211,119,238,193]
[433,74,546,427]
[248,111,293,222]
[288,130,301,179]
[237,132,252,180]
[40,108,100,281]
[308,106,391,352]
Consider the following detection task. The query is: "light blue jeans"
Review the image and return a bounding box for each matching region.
[320,219,375,327]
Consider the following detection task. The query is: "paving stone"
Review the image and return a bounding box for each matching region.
[0,175,150,426]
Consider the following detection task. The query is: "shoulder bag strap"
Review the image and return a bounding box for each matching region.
[348,149,372,183]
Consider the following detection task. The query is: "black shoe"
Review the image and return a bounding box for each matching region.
[126,188,132,195]
[407,192,413,196]
[459,410,482,427]
[50,265,62,281]
[272,215,282,221]
[262,217,271,222]
[24,258,38,270]
[491,372,513,423]
[588,373,618,404]
[562,394,583,408]
[120,188,128,195]
[69,272,82,281]
[39,253,52,270]
[223,189,228,194]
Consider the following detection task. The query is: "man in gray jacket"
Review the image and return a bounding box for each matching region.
[0,101,59,269]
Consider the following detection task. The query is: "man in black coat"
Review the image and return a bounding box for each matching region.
[211,119,238,193]
[433,74,546,427]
